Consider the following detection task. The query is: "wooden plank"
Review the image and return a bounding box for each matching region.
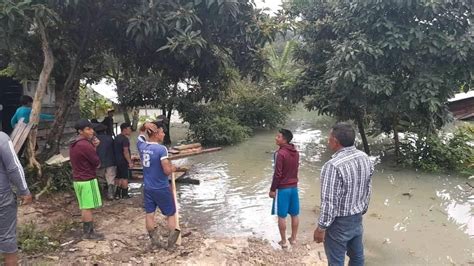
[173,143,202,151]
[14,123,33,153]
[10,118,34,154]
[177,147,203,155]
[169,147,222,160]
[11,124,25,145]
[10,118,25,144]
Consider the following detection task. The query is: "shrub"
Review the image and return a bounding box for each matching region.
[230,83,290,129]
[400,125,474,176]
[25,163,73,194]
[189,116,252,145]
[181,79,290,145]
[18,223,59,254]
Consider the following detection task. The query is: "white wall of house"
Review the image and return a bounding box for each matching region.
[21,80,55,107]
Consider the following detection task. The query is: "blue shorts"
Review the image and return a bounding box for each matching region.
[144,187,176,216]
[272,187,299,218]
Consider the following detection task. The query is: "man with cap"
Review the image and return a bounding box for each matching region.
[70,119,104,239]
[101,109,115,137]
[0,131,32,265]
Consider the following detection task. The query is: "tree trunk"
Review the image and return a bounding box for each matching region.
[122,106,131,125]
[116,81,131,126]
[163,105,173,145]
[26,19,54,174]
[41,19,91,160]
[40,80,80,160]
[355,112,370,155]
[393,119,400,162]
[131,107,139,131]
[163,82,178,145]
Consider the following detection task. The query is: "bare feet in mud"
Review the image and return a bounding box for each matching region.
[278,240,288,249]
[288,237,297,245]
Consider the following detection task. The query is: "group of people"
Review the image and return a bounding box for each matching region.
[93,120,135,200]
[0,108,373,265]
[69,118,181,248]
[270,123,373,266]
[69,118,137,240]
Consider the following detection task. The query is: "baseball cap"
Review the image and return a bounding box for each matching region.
[74,119,93,131]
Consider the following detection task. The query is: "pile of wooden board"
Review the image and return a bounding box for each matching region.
[169,143,222,160]
[10,118,33,154]
[129,142,222,183]
[169,143,202,155]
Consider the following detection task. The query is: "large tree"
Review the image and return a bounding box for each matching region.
[41,0,141,159]
[111,0,277,144]
[1,1,140,159]
[1,1,58,172]
[285,0,473,156]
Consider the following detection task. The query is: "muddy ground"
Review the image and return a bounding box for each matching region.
[17,192,327,265]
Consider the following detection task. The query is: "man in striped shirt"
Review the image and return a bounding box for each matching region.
[314,123,374,266]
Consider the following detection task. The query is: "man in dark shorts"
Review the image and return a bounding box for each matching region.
[95,123,117,200]
[137,122,180,249]
[269,129,300,249]
[0,132,32,265]
[70,119,104,240]
[114,123,133,199]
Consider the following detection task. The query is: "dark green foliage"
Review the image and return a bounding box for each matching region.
[25,163,73,194]
[190,116,252,145]
[284,0,473,156]
[400,125,474,176]
[18,219,78,254]
[182,79,290,145]
[18,223,58,254]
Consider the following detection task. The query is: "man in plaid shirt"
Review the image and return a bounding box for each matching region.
[314,123,374,266]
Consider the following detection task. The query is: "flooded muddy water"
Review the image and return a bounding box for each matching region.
[133,110,473,265]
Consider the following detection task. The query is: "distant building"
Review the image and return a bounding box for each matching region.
[448,92,474,122]
[0,77,80,144]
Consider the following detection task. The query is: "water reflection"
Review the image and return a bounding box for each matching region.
[179,160,276,238]
[436,189,473,237]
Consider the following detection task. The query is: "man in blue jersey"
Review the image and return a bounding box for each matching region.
[137,121,181,249]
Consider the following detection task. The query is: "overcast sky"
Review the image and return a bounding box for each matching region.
[255,0,283,13]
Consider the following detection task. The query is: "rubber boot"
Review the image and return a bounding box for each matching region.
[148,228,162,248]
[121,187,131,199]
[107,185,115,200]
[167,229,181,249]
[83,222,91,237]
[114,187,122,200]
[83,222,105,240]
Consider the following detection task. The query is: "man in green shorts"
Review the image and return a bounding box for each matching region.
[70,119,104,239]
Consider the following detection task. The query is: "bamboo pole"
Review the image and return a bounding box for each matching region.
[169,147,222,160]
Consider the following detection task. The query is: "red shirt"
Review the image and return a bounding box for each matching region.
[270,143,299,192]
[69,137,100,181]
